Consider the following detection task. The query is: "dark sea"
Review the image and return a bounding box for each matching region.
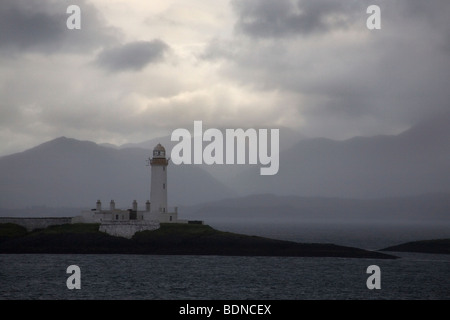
[1,221,449,300]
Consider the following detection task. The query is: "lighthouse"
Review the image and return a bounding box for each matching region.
[150,143,169,213]
[74,142,189,226]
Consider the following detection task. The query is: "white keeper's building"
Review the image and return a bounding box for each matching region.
[73,143,185,224]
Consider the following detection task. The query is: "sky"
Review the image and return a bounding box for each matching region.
[0,0,449,156]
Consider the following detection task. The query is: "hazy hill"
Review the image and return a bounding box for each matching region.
[1,115,449,213]
[0,137,235,210]
[106,116,450,199]
[229,114,450,198]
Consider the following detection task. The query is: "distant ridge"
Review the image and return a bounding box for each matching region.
[0,115,449,212]
[229,114,450,198]
[0,137,235,209]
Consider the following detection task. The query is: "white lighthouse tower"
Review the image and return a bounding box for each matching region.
[74,142,187,226]
[150,143,169,214]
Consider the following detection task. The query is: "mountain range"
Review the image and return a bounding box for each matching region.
[0,137,235,209]
[229,114,450,198]
[0,115,449,221]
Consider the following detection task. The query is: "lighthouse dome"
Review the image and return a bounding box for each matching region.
[153,143,166,158]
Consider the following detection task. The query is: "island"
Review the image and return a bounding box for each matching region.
[0,222,397,259]
[382,239,450,254]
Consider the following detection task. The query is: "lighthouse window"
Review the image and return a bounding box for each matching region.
[163,167,165,171]
[163,183,165,189]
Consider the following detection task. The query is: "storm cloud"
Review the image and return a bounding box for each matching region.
[0,0,117,54]
[203,0,450,137]
[232,0,365,38]
[0,0,449,156]
[95,40,169,72]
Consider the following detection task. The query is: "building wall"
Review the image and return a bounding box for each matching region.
[143,211,179,223]
[0,217,72,231]
[73,209,145,224]
[72,211,110,223]
[99,220,160,239]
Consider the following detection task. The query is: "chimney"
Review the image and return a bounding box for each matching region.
[96,200,101,211]
[132,200,138,211]
[145,200,151,212]
[110,200,115,211]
